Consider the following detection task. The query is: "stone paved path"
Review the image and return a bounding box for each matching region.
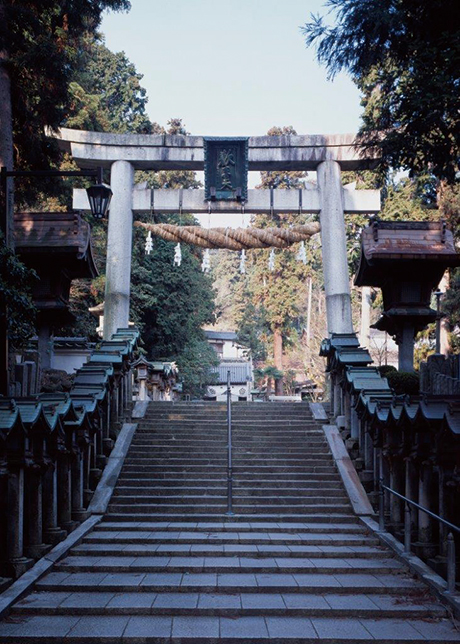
[0,402,459,642]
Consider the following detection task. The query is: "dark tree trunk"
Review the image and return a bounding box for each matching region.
[0,0,14,246]
[274,326,283,396]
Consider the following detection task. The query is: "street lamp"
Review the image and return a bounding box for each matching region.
[86,181,112,219]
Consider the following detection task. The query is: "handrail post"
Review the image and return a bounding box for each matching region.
[447,533,456,593]
[379,477,385,531]
[404,503,411,553]
[226,369,233,516]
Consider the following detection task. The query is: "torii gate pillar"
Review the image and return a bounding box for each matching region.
[317,160,354,335]
[104,160,134,339]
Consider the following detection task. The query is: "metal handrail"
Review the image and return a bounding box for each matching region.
[379,479,458,594]
[226,370,233,515]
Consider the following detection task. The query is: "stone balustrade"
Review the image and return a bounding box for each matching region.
[321,334,460,589]
[0,327,139,580]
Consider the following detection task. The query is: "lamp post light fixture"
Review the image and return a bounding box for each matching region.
[0,166,111,243]
[0,165,112,396]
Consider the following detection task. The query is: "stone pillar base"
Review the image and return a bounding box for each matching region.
[72,508,89,523]
[61,520,78,534]
[83,488,93,507]
[96,455,107,469]
[44,527,67,545]
[7,556,34,579]
[413,541,437,560]
[24,543,51,559]
[103,438,114,455]
[90,468,102,489]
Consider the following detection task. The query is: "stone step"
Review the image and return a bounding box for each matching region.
[103,512,361,523]
[55,555,404,575]
[95,520,367,531]
[70,544,386,558]
[113,487,348,498]
[5,614,460,642]
[116,479,341,488]
[121,465,338,473]
[13,591,445,619]
[106,503,353,514]
[86,533,375,547]
[34,569,429,595]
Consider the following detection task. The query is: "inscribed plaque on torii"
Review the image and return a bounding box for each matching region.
[204,137,248,202]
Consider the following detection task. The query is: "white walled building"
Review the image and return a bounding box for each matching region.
[204,330,253,401]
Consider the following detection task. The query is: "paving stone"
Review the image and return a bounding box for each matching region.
[67,615,130,638]
[256,573,298,587]
[218,573,257,587]
[131,556,171,568]
[123,615,172,638]
[311,616,371,639]
[16,591,71,608]
[294,573,341,588]
[141,573,182,587]
[220,616,269,638]
[408,618,460,640]
[324,593,378,611]
[1,616,80,637]
[106,592,157,608]
[282,594,330,609]
[198,593,241,609]
[166,556,204,568]
[60,592,115,609]
[172,616,219,638]
[153,593,199,609]
[204,556,240,568]
[266,616,318,639]
[241,593,286,609]
[99,573,146,587]
[362,618,423,640]
[181,573,217,587]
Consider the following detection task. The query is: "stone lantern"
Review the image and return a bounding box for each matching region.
[355,220,460,372]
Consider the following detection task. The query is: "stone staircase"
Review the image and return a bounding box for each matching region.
[0,401,459,642]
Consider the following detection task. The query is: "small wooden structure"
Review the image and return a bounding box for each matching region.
[14,212,98,370]
[355,220,460,371]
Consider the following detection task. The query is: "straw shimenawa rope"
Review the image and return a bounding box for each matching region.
[134,221,320,250]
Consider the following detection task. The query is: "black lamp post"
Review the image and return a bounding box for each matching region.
[0,165,112,395]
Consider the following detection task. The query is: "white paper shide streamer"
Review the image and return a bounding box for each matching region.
[145,230,153,255]
[296,240,307,264]
[268,248,275,272]
[201,248,211,273]
[173,243,182,266]
[239,249,246,274]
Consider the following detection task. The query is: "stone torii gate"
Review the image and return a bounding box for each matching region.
[56,128,381,339]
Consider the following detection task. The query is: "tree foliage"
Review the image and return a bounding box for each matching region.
[1,0,130,178]
[302,0,460,182]
[0,233,37,349]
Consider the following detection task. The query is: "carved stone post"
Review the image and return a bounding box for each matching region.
[43,464,67,544]
[57,450,76,534]
[24,466,48,558]
[6,466,33,577]
[71,440,88,523]
[405,458,418,536]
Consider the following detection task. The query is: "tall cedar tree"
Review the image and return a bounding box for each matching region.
[302,0,460,182]
[303,0,460,349]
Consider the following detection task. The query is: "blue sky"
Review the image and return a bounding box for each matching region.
[101,0,362,138]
